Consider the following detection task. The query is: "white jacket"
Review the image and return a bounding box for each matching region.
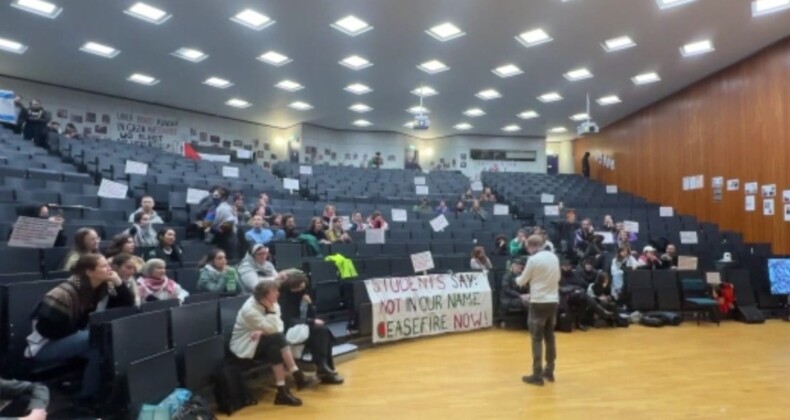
[230,297,284,359]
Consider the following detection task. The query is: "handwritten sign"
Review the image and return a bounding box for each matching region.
[0,90,15,124]
[97,178,129,199]
[364,272,493,344]
[429,214,449,232]
[623,220,640,233]
[116,112,179,147]
[544,205,560,216]
[222,166,239,178]
[678,256,698,270]
[414,176,426,185]
[416,185,429,196]
[410,251,435,273]
[299,165,313,175]
[606,185,618,194]
[365,229,385,244]
[679,231,699,245]
[493,204,509,216]
[8,216,62,248]
[124,160,148,175]
[470,181,483,192]
[186,188,210,205]
[595,231,614,244]
[659,207,674,217]
[283,178,300,191]
[706,272,722,285]
[540,193,554,204]
[391,209,408,222]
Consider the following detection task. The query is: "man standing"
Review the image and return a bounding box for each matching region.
[517,235,560,386]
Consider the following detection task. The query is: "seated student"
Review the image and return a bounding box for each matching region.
[246,214,277,246]
[500,257,529,313]
[470,246,493,272]
[282,214,300,239]
[137,259,188,303]
[610,245,638,299]
[480,187,496,202]
[661,244,679,269]
[638,246,662,270]
[615,229,635,249]
[105,233,145,271]
[305,217,332,245]
[325,217,351,243]
[573,218,596,262]
[413,198,431,213]
[367,211,389,230]
[588,271,617,317]
[63,122,81,139]
[580,234,606,270]
[0,377,49,419]
[62,228,100,271]
[602,214,617,233]
[251,193,275,222]
[454,199,465,214]
[278,271,344,384]
[26,254,134,407]
[232,193,251,227]
[126,212,158,248]
[559,259,613,331]
[579,259,600,285]
[493,235,509,256]
[270,213,284,232]
[197,249,240,295]
[12,204,67,247]
[434,200,449,215]
[509,229,529,256]
[237,244,278,293]
[128,195,164,224]
[469,199,488,220]
[145,227,184,267]
[110,253,141,306]
[230,281,315,407]
[349,212,367,231]
[202,187,238,259]
[462,189,475,202]
[321,204,337,227]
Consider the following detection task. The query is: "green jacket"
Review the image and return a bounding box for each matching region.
[198,265,240,294]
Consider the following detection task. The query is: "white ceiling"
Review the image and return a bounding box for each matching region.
[0,0,789,139]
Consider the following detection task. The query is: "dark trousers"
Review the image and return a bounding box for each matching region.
[567,291,610,324]
[213,231,236,260]
[528,303,558,377]
[253,333,288,365]
[0,395,31,417]
[306,324,335,370]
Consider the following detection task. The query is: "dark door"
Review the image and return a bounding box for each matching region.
[547,154,559,174]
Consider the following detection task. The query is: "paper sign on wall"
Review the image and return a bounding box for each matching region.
[410,251,435,273]
[763,199,775,216]
[682,177,691,191]
[540,193,554,204]
[97,178,129,199]
[784,204,790,222]
[283,178,300,191]
[470,181,483,192]
[429,214,449,232]
[711,177,724,188]
[124,160,148,175]
[623,220,640,233]
[678,256,698,270]
[745,195,756,212]
[186,188,210,205]
[606,185,618,194]
[391,209,408,222]
[659,207,674,217]
[679,231,699,245]
[762,184,776,198]
[222,166,239,178]
[416,185,429,196]
[299,165,313,175]
[236,149,253,159]
[783,190,790,204]
[744,182,758,195]
[706,272,722,285]
[365,228,386,244]
[544,205,560,216]
[727,179,740,191]
[8,216,62,248]
[414,176,426,185]
[595,231,614,244]
[493,204,509,216]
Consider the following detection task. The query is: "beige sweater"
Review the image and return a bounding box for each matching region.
[230,297,284,359]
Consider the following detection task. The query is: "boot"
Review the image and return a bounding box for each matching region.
[292,370,318,390]
[274,386,302,406]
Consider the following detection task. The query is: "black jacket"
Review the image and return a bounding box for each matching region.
[146,245,184,267]
[278,288,315,331]
[500,271,527,312]
[21,108,50,141]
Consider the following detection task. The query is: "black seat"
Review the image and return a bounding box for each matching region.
[0,248,42,274]
[330,242,356,257]
[140,299,180,313]
[362,258,391,280]
[184,292,221,304]
[625,270,656,311]
[126,350,179,419]
[170,301,220,382]
[357,244,382,257]
[307,260,339,284]
[652,271,681,311]
[272,242,305,270]
[381,243,407,256]
[175,267,200,294]
[219,295,248,345]
[183,336,225,394]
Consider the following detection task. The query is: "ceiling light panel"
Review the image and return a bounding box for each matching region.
[596,95,622,105]
[226,98,251,108]
[502,125,521,132]
[656,0,696,9]
[403,121,416,128]
[412,86,438,97]
[275,80,304,92]
[463,108,485,117]
[752,0,790,16]
[353,119,372,127]
[124,2,171,24]
[127,73,159,86]
[601,36,636,52]
[454,123,472,130]
[203,77,233,89]
[171,47,208,63]
[231,8,275,30]
[79,41,120,58]
[289,101,313,111]
[339,55,373,70]
[549,126,568,133]
[0,37,28,54]
[426,22,465,41]
[11,0,62,18]
[570,113,590,121]
[680,39,715,57]
[417,60,450,74]
[331,15,373,36]
[632,72,661,85]
[407,106,430,114]
[349,103,372,113]
[564,68,593,81]
[257,51,291,66]
[515,28,552,47]
[476,89,502,100]
[492,64,523,78]
[344,83,372,95]
[538,92,563,102]
[518,110,539,119]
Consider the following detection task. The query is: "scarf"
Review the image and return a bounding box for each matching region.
[140,275,176,296]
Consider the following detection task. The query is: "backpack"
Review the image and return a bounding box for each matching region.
[214,365,257,415]
[173,395,217,420]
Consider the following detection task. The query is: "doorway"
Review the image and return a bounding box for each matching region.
[547,154,559,175]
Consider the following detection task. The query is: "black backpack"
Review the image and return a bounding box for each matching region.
[214,365,258,415]
[173,395,217,420]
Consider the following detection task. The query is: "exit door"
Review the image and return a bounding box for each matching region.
[547,154,559,174]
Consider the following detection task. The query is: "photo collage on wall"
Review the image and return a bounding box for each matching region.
[54,108,111,138]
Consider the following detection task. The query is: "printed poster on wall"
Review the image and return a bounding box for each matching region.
[762,184,776,198]
[744,182,758,195]
[745,195,756,212]
[364,273,493,344]
[763,199,775,216]
[711,177,724,188]
[785,204,790,222]
[783,190,790,204]
[727,179,740,191]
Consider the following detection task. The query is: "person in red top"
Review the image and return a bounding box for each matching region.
[367,211,389,230]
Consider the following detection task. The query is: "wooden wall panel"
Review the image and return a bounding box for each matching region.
[574,37,790,254]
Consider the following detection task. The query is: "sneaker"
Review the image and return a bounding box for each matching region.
[543,372,555,383]
[522,375,545,386]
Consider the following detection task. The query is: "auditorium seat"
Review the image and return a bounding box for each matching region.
[126,350,179,419]
[183,336,225,394]
[0,248,42,274]
[625,271,656,311]
[170,301,220,382]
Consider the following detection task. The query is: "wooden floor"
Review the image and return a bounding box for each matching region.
[224,321,790,420]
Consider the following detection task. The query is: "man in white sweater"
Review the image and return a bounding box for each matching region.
[517,235,560,386]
